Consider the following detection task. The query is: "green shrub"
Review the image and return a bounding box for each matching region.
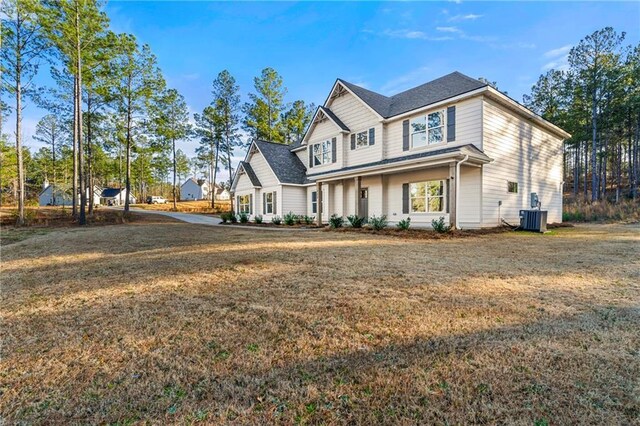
[283,211,297,226]
[329,214,344,228]
[254,215,263,224]
[431,216,451,233]
[396,217,411,230]
[271,215,282,225]
[220,212,233,223]
[238,212,249,223]
[347,215,365,228]
[369,215,388,231]
[230,212,238,223]
[303,215,315,225]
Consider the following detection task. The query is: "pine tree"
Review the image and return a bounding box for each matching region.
[1,0,49,224]
[33,114,66,204]
[281,100,315,144]
[150,88,191,210]
[243,67,286,143]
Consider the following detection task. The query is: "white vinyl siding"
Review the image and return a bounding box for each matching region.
[328,91,382,168]
[281,186,306,216]
[458,166,482,227]
[235,172,255,193]
[481,97,563,226]
[250,150,279,187]
[384,97,483,159]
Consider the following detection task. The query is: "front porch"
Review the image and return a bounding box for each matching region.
[310,159,485,229]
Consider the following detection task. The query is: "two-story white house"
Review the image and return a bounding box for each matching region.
[231,72,570,228]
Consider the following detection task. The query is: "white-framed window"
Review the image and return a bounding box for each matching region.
[507,181,518,194]
[356,130,368,149]
[239,194,250,214]
[410,110,445,148]
[410,180,445,213]
[264,192,274,214]
[313,140,332,166]
[311,191,317,214]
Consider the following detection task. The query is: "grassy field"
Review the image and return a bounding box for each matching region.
[132,200,231,214]
[1,222,639,424]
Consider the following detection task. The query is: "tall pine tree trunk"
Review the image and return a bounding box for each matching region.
[72,75,78,216]
[124,82,132,213]
[172,138,177,211]
[591,91,598,202]
[15,55,24,225]
[212,138,220,209]
[87,93,94,215]
[76,6,86,226]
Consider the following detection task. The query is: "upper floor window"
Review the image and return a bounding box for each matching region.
[313,140,332,166]
[410,180,445,213]
[356,130,368,149]
[411,110,445,149]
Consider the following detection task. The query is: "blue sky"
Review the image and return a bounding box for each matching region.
[12,1,640,179]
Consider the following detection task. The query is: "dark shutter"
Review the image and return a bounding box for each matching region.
[402,183,409,214]
[402,120,410,151]
[350,134,356,150]
[249,194,253,215]
[263,193,266,214]
[447,106,456,142]
[331,137,337,163]
[308,146,313,168]
[369,128,375,145]
[312,191,317,214]
[273,191,277,215]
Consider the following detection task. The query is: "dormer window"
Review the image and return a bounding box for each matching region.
[410,110,445,148]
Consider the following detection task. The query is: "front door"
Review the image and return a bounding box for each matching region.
[359,188,368,220]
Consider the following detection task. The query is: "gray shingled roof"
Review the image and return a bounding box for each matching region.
[319,106,350,131]
[101,187,124,198]
[254,140,309,185]
[338,71,487,118]
[307,144,491,178]
[238,161,262,187]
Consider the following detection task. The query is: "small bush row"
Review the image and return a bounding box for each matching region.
[328,214,451,233]
[220,211,315,226]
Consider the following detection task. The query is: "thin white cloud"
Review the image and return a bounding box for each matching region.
[381,29,454,41]
[544,44,572,58]
[490,41,536,50]
[436,26,461,33]
[448,13,483,22]
[542,58,570,72]
[379,66,431,95]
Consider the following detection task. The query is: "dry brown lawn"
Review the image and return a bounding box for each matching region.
[1,222,639,424]
[133,200,231,214]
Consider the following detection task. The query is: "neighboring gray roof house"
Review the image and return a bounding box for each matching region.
[231,71,570,229]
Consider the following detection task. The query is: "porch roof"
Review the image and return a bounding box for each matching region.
[307,144,491,181]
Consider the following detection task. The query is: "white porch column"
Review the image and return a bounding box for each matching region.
[449,162,457,229]
[316,181,323,226]
[354,176,361,217]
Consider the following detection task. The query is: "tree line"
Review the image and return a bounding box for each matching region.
[524,27,639,203]
[1,0,314,225]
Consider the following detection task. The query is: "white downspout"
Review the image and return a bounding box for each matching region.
[455,155,469,230]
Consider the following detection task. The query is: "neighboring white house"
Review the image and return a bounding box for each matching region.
[100,187,136,206]
[213,185,231,201]
[39,182,101,206]
[181,178,210,201]
[231,72,570,228]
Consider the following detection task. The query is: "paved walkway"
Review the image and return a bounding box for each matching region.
[111,207,318,231]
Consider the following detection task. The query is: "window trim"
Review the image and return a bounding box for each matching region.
[507,181,518,194]
[409,180,446,214]
[239,194,251,214]
[264,191,274,214]
[313,139,332,166]
[409,110,446,150]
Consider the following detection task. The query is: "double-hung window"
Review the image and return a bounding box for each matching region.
[264,192,274,214]
[356,130,368,148]
[410,110,445,148]
[409,180,445,213]
[313,140,332,166]
[239,194,250,214]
